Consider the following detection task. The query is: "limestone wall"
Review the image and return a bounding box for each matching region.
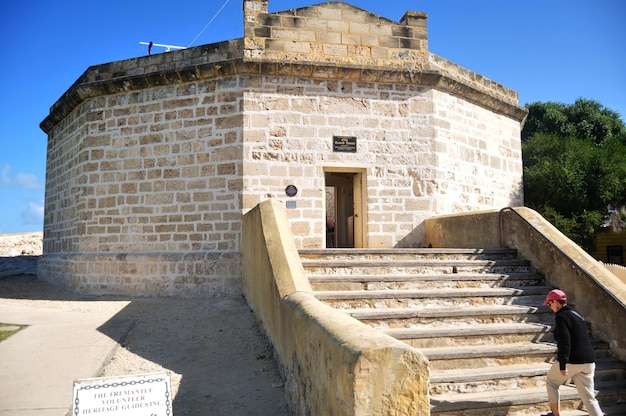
[40,78,245,296]
[603,263,626,287]
[243,0,522,110]
[243,1,428,66]
[243,78,522,248]
[40,78,522,294]
[40,69,522,294]
[39,0,527,296]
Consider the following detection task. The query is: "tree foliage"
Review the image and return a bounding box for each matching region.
[522,98,626,251]
[523,99,626,144]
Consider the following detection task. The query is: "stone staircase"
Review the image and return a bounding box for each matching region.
[300,248,626,416]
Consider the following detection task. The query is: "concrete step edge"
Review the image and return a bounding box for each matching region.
[307,273,544,282]
[431,360,625,384]
[431,380,626,412]
[432,385,618,412]
[301,259,531,267]
[430,385,576,412]
[340,304,546,319]
[559,403,626,416]
[430,362,551,383]
[314,286,550,300]
[299,248,518,255]
[383,322,551,339]
[419,342,557,360]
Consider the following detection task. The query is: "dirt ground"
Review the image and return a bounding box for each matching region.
[0,257,291,416]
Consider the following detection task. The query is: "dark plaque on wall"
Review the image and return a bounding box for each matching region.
[333,136,357,153]
[285,184,298,197]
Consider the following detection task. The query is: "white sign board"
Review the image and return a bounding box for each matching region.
[72,372,172,415]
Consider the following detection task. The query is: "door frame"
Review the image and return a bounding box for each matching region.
[323,167,368,248]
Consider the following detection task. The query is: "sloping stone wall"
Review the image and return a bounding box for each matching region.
[604,263,626,285]
[242,199,429,415]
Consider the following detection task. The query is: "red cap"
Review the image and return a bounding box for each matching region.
[543,289,567,305]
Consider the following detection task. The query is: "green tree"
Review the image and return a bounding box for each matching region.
[522,99,626,251]
[523,99,626,144]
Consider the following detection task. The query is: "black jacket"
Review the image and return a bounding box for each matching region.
[554,305,595,370]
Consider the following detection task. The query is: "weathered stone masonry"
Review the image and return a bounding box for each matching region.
[40,0,527,296]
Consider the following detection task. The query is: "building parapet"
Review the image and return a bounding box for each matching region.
[41,1,527,133]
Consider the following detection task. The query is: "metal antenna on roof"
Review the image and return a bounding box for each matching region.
[139,41,186,55]
[187,0,232,47]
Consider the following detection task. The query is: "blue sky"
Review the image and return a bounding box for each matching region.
[1,0,624,234]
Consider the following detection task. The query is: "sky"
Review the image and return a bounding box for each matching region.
[0,0,624,234]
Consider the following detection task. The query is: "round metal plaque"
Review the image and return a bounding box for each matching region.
[285,185,298,197]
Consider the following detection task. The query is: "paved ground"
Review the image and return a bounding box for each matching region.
[0,256,290,416]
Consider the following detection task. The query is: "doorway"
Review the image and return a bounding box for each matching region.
[324,170,366,248]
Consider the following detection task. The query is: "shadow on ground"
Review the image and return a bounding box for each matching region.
[0,267,291,416]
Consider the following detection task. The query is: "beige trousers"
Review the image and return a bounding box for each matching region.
[546,361,603,416]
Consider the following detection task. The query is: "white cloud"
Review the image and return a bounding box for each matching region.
[1,165,44,190]
[20,200,44,225]
[15,172,44,189]
[1,165,10,186]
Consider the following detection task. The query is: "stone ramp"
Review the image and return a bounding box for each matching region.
[301,248,626,415]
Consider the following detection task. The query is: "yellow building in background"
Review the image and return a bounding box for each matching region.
[594,230,626,265]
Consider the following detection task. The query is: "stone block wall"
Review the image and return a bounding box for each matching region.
[242,77,522,248]
[40,78,245,296]
[428,90,523,212]
[39,0,527,296]
[242,0,521,110]
[43,101,86,254]
[244,0,428,66]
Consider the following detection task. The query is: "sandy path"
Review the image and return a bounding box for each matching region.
[0,259,290,415]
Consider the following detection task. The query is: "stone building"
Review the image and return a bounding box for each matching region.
[39,0,527,296]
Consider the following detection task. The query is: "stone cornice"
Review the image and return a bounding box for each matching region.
[40,48,527,133]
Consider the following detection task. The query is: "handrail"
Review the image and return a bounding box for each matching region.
[498,207,516,249]
[498,207,625,309]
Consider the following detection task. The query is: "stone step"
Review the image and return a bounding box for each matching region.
[420,342,557,370]
[429,358,626,395]
[430,362,550,384]
[305,248,626,415]
[339,304,553,326]
[308,272,545,291]
[315,286,549,309]
[430,380,626,415]
[594,356,626,381]
[302,258,536,276]
[419,341,614,371]
[430,362,552,394]
[299,248,519,261]
[383,322,554,348]
[583,356,626,383]
[558,402,626,416]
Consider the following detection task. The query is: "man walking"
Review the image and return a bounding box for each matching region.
[543,289,604,416]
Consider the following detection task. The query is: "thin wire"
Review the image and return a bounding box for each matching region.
[188,0,233,47]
